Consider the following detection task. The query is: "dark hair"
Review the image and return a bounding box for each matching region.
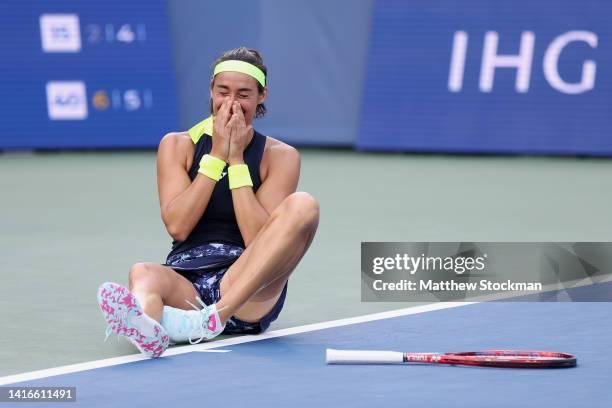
[210,47,267,118]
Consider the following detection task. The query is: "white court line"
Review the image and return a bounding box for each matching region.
[0,302,473,385]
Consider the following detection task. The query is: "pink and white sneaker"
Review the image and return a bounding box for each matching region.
[97,282,169,358]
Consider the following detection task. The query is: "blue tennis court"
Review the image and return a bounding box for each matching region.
[3,292,610,408]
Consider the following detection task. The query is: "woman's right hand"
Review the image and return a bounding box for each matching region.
[210,99,233,161]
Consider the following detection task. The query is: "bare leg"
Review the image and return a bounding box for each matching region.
[218,192,320,323]
[128,263,200,322]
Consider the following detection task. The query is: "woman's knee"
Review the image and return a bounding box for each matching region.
[278,192,320,230]
[128,262,165,291]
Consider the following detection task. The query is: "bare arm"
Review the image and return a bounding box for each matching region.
[231,143,300,246]
[158,100,234,241]
[156,133,217,241]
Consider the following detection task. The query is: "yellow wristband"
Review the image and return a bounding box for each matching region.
[228,164,253,190]
[198,154,226,181]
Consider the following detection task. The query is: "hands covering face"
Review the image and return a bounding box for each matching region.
[227,101,253,165]
[210,100,253,164]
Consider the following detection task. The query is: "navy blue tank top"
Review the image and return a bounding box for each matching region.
[166,130,267,258]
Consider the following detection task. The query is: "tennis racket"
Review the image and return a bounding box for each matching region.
[326,349,577,368]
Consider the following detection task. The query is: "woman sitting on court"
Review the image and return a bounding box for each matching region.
[97,47,320,358]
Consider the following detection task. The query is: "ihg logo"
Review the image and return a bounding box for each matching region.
[448,31,597,94]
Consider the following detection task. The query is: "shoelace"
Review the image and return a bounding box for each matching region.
[104,325,122,343]
[184,297,214,344]
[184,297,228,345]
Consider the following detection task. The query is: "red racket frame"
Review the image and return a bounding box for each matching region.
[403,350,576,368]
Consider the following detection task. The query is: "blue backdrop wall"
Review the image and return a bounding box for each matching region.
[357,0,612,155]
[1,0,610,155]
[0,0,178,149]
[167,0,372,147]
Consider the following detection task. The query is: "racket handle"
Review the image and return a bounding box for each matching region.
[326,349,404,364]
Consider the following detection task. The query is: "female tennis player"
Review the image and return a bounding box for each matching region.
[97,47,319,357]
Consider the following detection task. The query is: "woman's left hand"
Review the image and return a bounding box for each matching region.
[228,102,253,165]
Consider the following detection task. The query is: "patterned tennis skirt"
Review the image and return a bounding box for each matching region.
[165,243,287,334]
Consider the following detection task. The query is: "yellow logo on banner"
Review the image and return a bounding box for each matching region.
[92,90,110,110]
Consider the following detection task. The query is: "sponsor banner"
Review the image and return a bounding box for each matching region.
[361,242,612,301]
[358,0,612,155]
[0,0,177,149]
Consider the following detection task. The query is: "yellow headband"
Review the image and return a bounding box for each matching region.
[213,60,266,87]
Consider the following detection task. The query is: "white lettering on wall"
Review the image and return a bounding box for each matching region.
[448,31,598,94]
